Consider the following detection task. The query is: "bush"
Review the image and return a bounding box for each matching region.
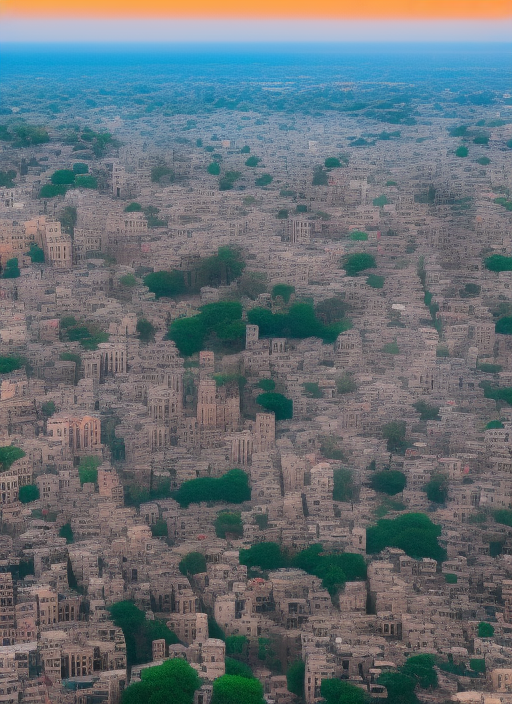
[19,484,39,503]
[0,356,25,374]
[444,573,458,583]
[121,656,200,704]
[333,467,356,502]
[381,340,400,354]
[151,164,174,183]
[151,520,168,537]
[73,162,88,174]
[413,401,440,421]
[144,270,186,298]
[2,258,20,278]
[0,446,26,470]
[370,470,406,496]
[59,523,74,543]
[382,420,407,453]
[479,363,502,374]
[256,392,293,421]
[373,195,388,207]
[493,509,512,527]
[174,469,251,507]
[51,169,75,185]
[367,274,384,288]
[75,174,97,189]
[341,252,377,276]
[320,436,345,461]
[292,544,366,595]
[41,401,56,417]
[485,255,512,272]
[315,297,348,325]
[272,284,295,303]
[277,209,288,219]
[366,512,446,561]
[470,659,486,673]
[225,658,254,679]
[78,456,100,485]
[168,316,205,356]
[211,675,265,704]
[225,635,248,656]
[239,542,288,571]
[312,167,328,186]
[350,231,369,241]
[424,473,449,503]
[321,679,366,704]
[124,202,143,212]
[325,157,341,168]
[215,512,243,539]
[456,146,469,157]
[136,318,155,343]
[179,552,207,576]
[255,174,273,187]
[478,621,494,638]
[245,156,260,167]
[27,243,45,263]
[287,660,305,698]
[303,382,322,398]
[257,378,275,392]
[241,145,250,154]
[477,156,491,165]
[496,317,512,335]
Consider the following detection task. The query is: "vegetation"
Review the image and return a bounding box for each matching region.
[256,392,293,420]
[424,473,449,503]
[136,318,156,343]
[493,509,512,527]
[456,145,469,157]
[179,552,207,576]
[381,340,400,354]
[109,601,180,669]
[350,230,368,241]
[61,318,109,351]
[333,467,357,502]
[366,513,446,561]
[247,303,350,344]
[78,456,101,485]
[19,484,39,503]
[257,378,275,392]
[370,470,406,496]
[444,573,458,583]
[174,469,251,507]
[59,523,74,544]
[144,270,186,298]
[303,382,323,398]
[478,362,502,374]
[341,252,377,276]
[245,156,260,167]
[255,174,273,186]
[211,675,265,704]
[124,202,143,212]
[0,356,25,374]
[315,297,348,325]
[27,243,45,263]
[277,209,289,219]
[477,156,491,165]
[169,300,246,356]
[478,621,494,638]
[320,436,346,461]
[219,171,241,190]
[151,164,174,183]
[58,205,77,236]
[0,446,26,471]
[119,274,137,287]
[121,657,200,704]
[207,162,221,175]
[41,401,56,417]
[413,401,440,421]
[239,542,287,571]
[496,317,512,335]
[75,174,97,189]
[286,660,305,698]
[382,420,407,453]
[225,658,254,679]
[150,520,168,537]
[215,511,244,539]
[293,545,367,595]
[312,166,328,186]
[366,274,385,288]
[0,169,16,188]
[2,257,20,278]
[321,679,366,704]
[325,157,341,168]
[373,195,388,207]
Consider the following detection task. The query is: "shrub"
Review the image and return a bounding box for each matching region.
[255,174,273,186]
[151,520,168,537]
[496,317,512,335]
[478,621,494,638]
[366,512,446,561]
[207,162,221,175]
[124,202,143,212]
[456,146,469,157]
[444,573,458,583]
[151,164,174,183]
[75,175,97,189]
[485,255,512,272]
[27,243,45,263]
[370,470,406,496]
[239,542,288,571]
[225,659,254,679]
[341,253,377,276]
[41,401,56,417]
[286,660,305,698]
[333,467,356,502]
[277,209,288,219]
[245,156,260,167]
[144,270,186,298]
[303,382,322,398]
[59,523,74,544]
[179,552,207,575]
[2,257,21,278]
[493,509,512,527]
[413,401,440,421]
[51,169,75,185]
[211,675,265,704]
[19,484,39,503]
[257,378,275,391]
[373,195,388,207]
[136,318,156,343]
[350,231,368,241]
[424,473,449,503]
[215,512,243,539]
[382,420,407,453]
[312,167,328,186]
[119,274,137,287]
[256,392,293,421]
[73,162,89,174]
[0,446,26,470]
[174,469,251,507]
[381,340,400,354]
[325,157,341,168]
[78,456,101,485]
[366,274,384,288]
[477,156,491,165]
[272,284,295,303]
[0,356,24,374]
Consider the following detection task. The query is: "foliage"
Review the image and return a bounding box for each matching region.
[136,318,156,343]
[211,675,265,704]
[374,497,406,518]
[321,678,366,704]
[219,171,241,190]
[247,304,350,344]
[168,299,247,356]
[303,382,323,398]
[151,520,168,537]
[237,271,267,299]
[245,156,260,167]
[63,320,109,351]
[208,162,221,175]
[444,573,458,583]
[59,523,74,544]
[350,230,368,241]
[19,484,39,503]
[496,317,512,335]
[470,659,486,673]
[41,401,56,417]
[241,145,250,153]
[110,601,180,669]
[315,297,348,325]
[121,657,200,704]
[479,363,502,374]
[225,658,254,679]
[286,660,305,698]
[11,124,49,147]
[477,156,491,165]
[480,382,512,406]
[382,421,407,454]
[256,392,293,420]
[51,169,76,185]
[493,509,512,527]
[381,340,400,354]
[124,202,143,212]
[78,456,101,485]
[225,635,248,656]
[174,469,251,507]
[373,194,388,207]
[272,284,295,303]
[341,252,377,276]
[456,146,469,157]
[208,615,225,641]
[0,356,25,374]
[119,274,137,287]
[151,164,174,183]
[320,436,346,461]
[0,446,26,471]
[424,473,449,503]
[366,274,385,288]
[254,513,269,530]
[293,544,366,595]
[144,270,186,298]
[366,512,447,561]
[413,401,440,421]
[312,166,328,186]
[325,157,341,168]
[198,247,246,287]
[402,654,438,689]
[58,205,78,236]
[257,378,275,391]
[215,511,244,539]
[486,418,503,428]
[0,169,17,188]
[73,162,89,174]
[75,174,97,189]
[59,352,81,384]
[239,542,288,571]
[370,470,407,496]
[277,209,289,219]
[377,671,417,704]
[27,243,45,263]
[333,467,356,502]
[168,316,205,356]
[2,257,20,278]
[436,346,449,357]
[255,174,273,186]
[179,552,207,576]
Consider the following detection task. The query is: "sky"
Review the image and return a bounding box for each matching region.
[0,0,510,42]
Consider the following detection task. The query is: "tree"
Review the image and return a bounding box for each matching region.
[333,467,356,502]
[258,378,275,391]
[174,469,251,508]
[456,146,469,157]
[413,401,440,420]
[341,253,377,276]
[75,175,97,189]
[382,421,407,453]
[0,446,26,470]
[27,243,45,263]
[241,145,250,153]
[2,258,20,278]
[124,202,143,212]
[207,162,221,175]
[367,274,385,288]
[272,284,295,303]
[373,195,388,207]
[39,184,67,198]
[478,621,494,637]
[51,169,76,185]
[277,209,289,219]
[255,174,273,186]
[215,512,244,539]
[73,162,89,174]
[0,356,24,374]
[496,317,512,335]
[366,512,446,561]
[19,485,39,503]
[256,392,293,421]
[122,657,201,704]
[58,205,78,236]
[198,247,246,287]
[350,231,369,241]
[179,552,207,576]
[151,520,168,537]
[377,672,418,704]
[402,654,438,689]
[136,318,156,343]
[239,542,287,571]
[424,473,449,503]
[151,164,174,183]
[238,271,267,299]
[321,678,366,704]
[325,157,341,168]
[144,270,186,298]
[286,660,305,698]
[41,401,56,417]
[312,167,328,186]
[119,274,137,287]
[168,316,205,357]
[336,373,357,394]
[0,170,16,188]
[78,456,101,485]
[59,523,74,544]
[245,156,260,167]
[303,382,322,398]
[211,675,265,704]
[11,124,49,147]
[225,658,254,679]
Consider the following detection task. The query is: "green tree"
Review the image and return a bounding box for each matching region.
[27,243,45,263]
[198,247,246,287]
[286,660,305,698]
[19,485,39,503]
[39,184,67,198]
[238,271,267,299]
[312,167,328,186]
[208,162,221,175]
[456,146,469,157]
[151,520,168,537]
[258,378,275,391]
[179,552,207,576]
[2,258,20,278]
[402,654,438,689]
[241,145,250,153]
[272,284,295,303]
[122,657,201,704]
[174,469,251,508]
[168,316,205,356]
[245,156,260,167]
[256,392,293,420]
[277,209,289,219]
[303,382,322,398]
[136,318,156,343]
[211,675,265,704]
[0,170,16,188]
[239,542,287,571]
[350,231,368,241]
[12,124,49,147]
[58,205,77,236]
[333,467,356,502]
[373,195,388,207]
[413,401,440,420]
[0,446,26,470]
[225,635,248,656]
[51,169,76,185]
[377,672,417,704]
[477,156,491,165]
[144,270,186,298]
[321,678,366,704]
[78,456,101,485]
[225,658,254,679]
[215,512,244,539]
[371,471,406,495]
[325,157,341,168]
[0,356,25,374]
[315,297,348,325]
[382,421,407,453]
[366,512,446,561]
[366,274,385,288]
[496,317,512,335]
[124,202,143,212]
[341,253,377,276]
[424,473,449,503]
[478,621,494,637]
[41,401,56,417]
[119,274,137,287]
[75,174,97,189]
[59,523,74,544]
[72,162,89,174]
[151,164,174,183]
[255,174,273,186]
